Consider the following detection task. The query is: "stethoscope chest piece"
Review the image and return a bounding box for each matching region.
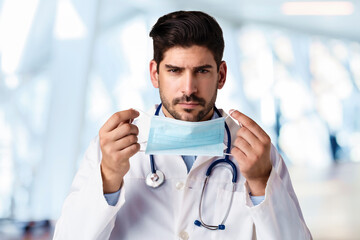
[146,170,165,188]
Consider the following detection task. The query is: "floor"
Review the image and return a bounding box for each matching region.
[0,162,359,240]
[289,162,360,240]
[0,220,54,240]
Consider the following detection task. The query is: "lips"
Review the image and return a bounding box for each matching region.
[178,102,199,109]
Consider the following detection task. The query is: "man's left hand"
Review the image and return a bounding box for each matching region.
[230,110,272,196]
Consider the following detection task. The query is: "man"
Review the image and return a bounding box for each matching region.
[54,11,312,239]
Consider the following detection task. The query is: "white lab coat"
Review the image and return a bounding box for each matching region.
[54,107,312,240]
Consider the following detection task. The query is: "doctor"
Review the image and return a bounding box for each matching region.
[54,11,312,239]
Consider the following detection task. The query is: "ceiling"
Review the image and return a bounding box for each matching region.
[101,0,360,41]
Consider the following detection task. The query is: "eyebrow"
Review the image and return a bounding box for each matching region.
[164,64,213,70]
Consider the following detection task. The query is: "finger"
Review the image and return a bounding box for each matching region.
[109,123,139,141]
[102,109,139,132]
[231,147,247,164]
[113,135,138,151]
[236,126,261,147]
[119,142,140,160]
[233,137,252,157]
[230,110,269,143]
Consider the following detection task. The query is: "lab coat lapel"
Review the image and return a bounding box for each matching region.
[189,155,216,175]
[152,154,188,179]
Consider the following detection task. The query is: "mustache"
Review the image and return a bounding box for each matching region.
[172,94,206,106]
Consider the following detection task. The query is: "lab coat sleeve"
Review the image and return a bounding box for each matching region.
[244,145,312,240]
[53,136,125,240]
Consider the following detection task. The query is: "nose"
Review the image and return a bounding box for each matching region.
[181,71,197,96]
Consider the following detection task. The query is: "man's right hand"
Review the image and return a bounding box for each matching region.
[99,109,140,193]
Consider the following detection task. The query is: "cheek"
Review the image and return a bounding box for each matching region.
[160,76,181,92]
[159,80,179,99]
[199,78,218,94]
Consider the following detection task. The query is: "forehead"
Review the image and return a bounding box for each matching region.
[161,45,216,67]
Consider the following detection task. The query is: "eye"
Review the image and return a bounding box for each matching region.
[197,69,209,74]
[168,68,180,73]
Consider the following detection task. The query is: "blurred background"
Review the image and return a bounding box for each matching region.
[0,0,359,239]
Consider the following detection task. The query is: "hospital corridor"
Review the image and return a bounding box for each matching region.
[0,0,359,239]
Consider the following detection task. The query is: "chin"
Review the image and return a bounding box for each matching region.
[179,111,198,122]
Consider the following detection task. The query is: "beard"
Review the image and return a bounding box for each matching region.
[159,80,218,122]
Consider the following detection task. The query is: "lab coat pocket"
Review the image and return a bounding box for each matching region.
[212,188,255,240]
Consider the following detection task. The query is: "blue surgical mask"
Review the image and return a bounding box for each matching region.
[145,116,225,156]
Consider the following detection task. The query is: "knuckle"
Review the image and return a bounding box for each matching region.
[235,137,243,146]
[114,151,124,161]
[231,147,241,157]
[99,137,105,146]
[264,135,271,145]
[123,123,131,133]
[247,120,256,128]
[126,135,135,145]
[99,137,108,148]
[250,153,260,162]
[237,128,245,136]
[255,153,262,162]
[104,144,113,155]
[231,148,238,157]
[99,129,107,140]
[131,143,140,151]
[257,144,265,153]
[131,135,138,143]
[130,143,140,153]
[111,113,119,123]
[114,112,122,120]
[133,125,139,135]
[122,161,130,171]
[109,144,117,153]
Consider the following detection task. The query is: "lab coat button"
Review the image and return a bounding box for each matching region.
[176,181,185,190]
[178,230,189,240]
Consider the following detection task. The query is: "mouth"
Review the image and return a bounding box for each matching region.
[178,102,200,109]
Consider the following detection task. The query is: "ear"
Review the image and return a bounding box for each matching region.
[217,61,227,90]
[150,60,159,88]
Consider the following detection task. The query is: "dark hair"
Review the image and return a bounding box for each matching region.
[149,11,224,72]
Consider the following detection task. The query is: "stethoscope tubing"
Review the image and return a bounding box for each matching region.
[147,103,238,231]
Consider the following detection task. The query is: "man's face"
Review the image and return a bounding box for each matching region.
[150,45,227,121]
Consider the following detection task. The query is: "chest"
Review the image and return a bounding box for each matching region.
[116,153,255,240]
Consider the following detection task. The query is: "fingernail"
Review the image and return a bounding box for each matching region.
[229,109,236,116]
[131,108,140,115]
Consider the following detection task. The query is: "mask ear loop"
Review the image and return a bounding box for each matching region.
[224,109,243,128]
[134,108,152,118]
[223,109,243,157]
[132,108,151,153]
[135,104,163,154]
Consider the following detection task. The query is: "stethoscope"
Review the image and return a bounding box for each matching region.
[145,103,238,231]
